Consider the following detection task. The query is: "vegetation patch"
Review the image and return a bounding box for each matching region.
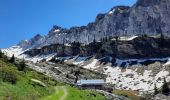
[0,54,55,100]
[112,89,141,100]
[65,86,106,100]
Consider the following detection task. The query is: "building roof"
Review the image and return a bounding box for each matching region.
[76,79,105,85]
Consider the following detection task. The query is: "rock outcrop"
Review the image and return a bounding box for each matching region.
[24,36,170,60]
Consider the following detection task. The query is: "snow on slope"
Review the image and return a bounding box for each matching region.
[1,46,57,63]
[163,58,170,66]
[83,59,99,70]
[115,57,169,67]
[73,56,89,65]
[83,57,106,70]
[111,35,138,41]
[2,46,170,92]
[109,9,115,14]
[104,66,170,92]
[24,53,57,63]
[76,57,170,92]
[1,46,26,58]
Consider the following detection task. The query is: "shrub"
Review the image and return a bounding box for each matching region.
[0,67,18,84]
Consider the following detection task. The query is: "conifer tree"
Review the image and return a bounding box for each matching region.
[154,84,159,95]
[0,50,2,58]
[162,77,170,95]
[93,38,96,43]
[18,59,26,71]
[9,54,15,63]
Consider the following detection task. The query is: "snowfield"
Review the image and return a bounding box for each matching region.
[1,46,25,58]
[104,66,169,92]
[70,56,170,92]
[1,46,57,63]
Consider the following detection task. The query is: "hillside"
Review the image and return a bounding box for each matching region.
[0,53,108,100]
[0,55,55,100]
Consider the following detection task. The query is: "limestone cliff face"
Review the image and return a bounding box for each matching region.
[24,36,170,60]
[19,0,170,49]
[129,0,170,35]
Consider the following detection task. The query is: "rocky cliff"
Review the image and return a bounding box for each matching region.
[24,36,170,60]
[18,0,170,50]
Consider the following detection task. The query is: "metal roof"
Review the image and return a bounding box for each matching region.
[76,79,105,85]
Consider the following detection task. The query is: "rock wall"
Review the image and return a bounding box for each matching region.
[19,0,170,49]
[24,36,170,60]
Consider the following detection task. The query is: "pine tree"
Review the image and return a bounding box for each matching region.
[0,50,3,58]
[18,59,26,71]
[9,54,15,63]
[154,84,159,95]
[161,77,170,95]
[105,37,108,42]
[160,33,165,47]
[93,38,96,43]
[75,76,78,83]
[109,36,112,41]
[160,33,164,40]
[115,36,119,42]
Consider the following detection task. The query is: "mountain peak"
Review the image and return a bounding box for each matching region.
[15,0,170,50]
[135,0,169,7]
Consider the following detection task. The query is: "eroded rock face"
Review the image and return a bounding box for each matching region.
[24,36,170,60]
[18,0,170,49]
[129,0,170,36]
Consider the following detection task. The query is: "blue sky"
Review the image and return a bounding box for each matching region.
[0,0,136,48]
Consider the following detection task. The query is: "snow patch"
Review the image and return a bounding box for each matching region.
[111,35,138,41]
[83,59,99,70]
[1,46,27,58]
[109,9,115,14]
[64,43,71,47]
[54,29,60,33]
[119,36,138,41]
[24,53,57,63]
[1,46,56,63]
[73,56,89,65]
[115,57,169,67]
[104,66,169,92]
[163,58,170,66]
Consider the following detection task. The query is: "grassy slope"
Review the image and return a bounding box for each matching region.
[41,86,106,100]
[41,86,64,100]
[0,59,55,100]
[0,57,106,100]
[66,86,106,100]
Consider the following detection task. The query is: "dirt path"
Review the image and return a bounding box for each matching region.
[59,86,68,100]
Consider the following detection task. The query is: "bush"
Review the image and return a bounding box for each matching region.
[0,67,18,84]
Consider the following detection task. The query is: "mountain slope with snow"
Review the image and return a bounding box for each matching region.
[2,0,170,95]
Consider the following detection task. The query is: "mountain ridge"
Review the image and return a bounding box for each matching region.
[18,0,170,50]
